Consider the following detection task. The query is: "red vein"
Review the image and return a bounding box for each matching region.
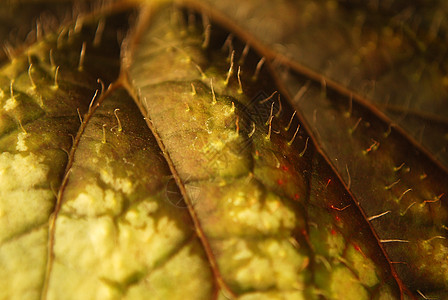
[120,4,234,296]
[268,62,411,299]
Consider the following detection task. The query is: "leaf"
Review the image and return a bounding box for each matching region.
[0,7,134,299]
[0,1,447,299]
[125,4,401,299]
[189,0,448,297]
[45,85,214,300]
[198,0,448,169]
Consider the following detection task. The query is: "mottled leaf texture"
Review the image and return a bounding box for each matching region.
[0,7,132,299]
[126,4,400,299]
[0,0,447,300]
[0,1,72,64]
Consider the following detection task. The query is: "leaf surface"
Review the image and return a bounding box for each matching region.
[45,86,213,300]
[125,4,403,299]
[0,7,132,299]
[197,0,448,169]
[185,1,448,297]
[1,1,447,299]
